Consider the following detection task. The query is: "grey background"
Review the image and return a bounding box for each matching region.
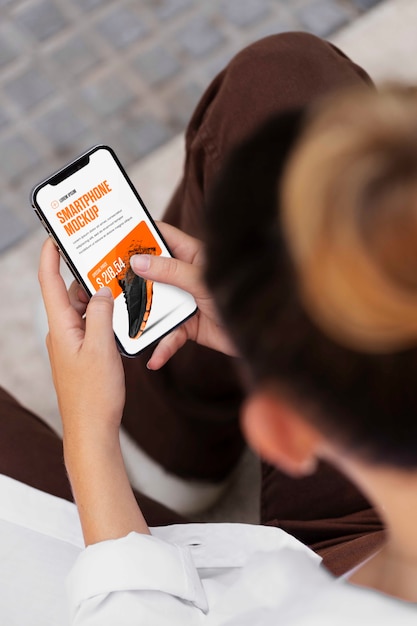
[0,0,383,253]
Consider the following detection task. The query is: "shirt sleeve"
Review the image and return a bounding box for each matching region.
[67,532,208,625]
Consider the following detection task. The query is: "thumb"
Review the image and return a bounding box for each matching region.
[84,287,115,347]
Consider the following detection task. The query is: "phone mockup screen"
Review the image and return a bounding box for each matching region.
[32,145,197,357]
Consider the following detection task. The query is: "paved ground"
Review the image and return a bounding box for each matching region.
[0,0,384,253]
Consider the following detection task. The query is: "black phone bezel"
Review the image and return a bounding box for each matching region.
[31,145,197,358]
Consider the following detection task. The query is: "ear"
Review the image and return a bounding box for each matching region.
[241,390,323,477]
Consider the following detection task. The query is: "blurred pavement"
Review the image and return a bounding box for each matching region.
[0,0,384,252]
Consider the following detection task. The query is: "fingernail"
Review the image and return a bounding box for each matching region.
[96,286,112,299]
[131,254,151,272]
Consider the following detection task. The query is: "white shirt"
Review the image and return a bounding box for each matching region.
[0,473,416,625]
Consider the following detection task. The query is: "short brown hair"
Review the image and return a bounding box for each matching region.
[205,88,417,467]
[283,86,417,353]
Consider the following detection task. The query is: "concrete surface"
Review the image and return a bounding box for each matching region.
[0,0,384,252]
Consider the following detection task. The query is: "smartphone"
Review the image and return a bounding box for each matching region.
[32,145,197,357]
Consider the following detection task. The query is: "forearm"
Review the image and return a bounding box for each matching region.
[64,426,150,546]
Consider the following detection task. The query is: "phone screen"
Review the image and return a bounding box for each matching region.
[32,145,197,357]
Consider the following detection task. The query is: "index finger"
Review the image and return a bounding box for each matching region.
[131,253,205,300]
[38,238,73,326]
[156,222,202,265]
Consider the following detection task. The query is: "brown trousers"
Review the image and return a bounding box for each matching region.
[0,33,383,577]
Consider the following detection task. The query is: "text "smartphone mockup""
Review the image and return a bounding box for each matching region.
[32,145,197,357]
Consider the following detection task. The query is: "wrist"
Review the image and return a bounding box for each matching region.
[63,422,121,469]
[61,425,150,543]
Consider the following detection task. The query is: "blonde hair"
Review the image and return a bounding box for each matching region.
[282,86,417,353]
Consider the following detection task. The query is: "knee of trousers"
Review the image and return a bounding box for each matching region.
[197,31,372,160]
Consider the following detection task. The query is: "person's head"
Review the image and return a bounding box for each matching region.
[204,86,417,483]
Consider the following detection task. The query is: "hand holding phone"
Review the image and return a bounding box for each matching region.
[67,221,238,369]
[38,237,126,433]
[39,238,151,546]
[32,146,197,357]
[127,222,238,369]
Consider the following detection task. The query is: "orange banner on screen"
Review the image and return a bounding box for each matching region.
[87,221,162,298]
